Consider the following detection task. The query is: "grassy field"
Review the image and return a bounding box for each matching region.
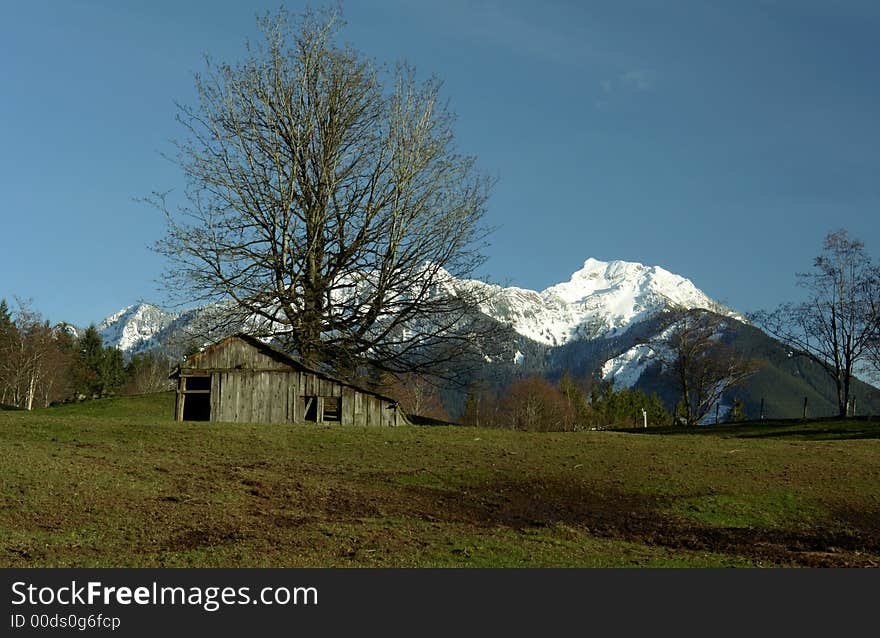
[1,393,879,567]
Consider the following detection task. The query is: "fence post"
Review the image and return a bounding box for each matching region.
[760,398,765,421]
[803,396,808,420]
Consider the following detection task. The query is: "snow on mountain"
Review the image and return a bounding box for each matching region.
[97,303,179,353]
[601,313,729,389]
[601,343,658,389]
[94,258,736,357]
[465,258,735,346]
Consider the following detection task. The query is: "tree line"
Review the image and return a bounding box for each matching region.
[455,372,670,431]
[0,299,172,410]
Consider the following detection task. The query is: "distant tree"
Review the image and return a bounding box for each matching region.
[729,397,746,422]
[751,230,880,417]
[17,308,53,410]
[2,301,70,410]
[73,326,125,398]
[866,274,880,383]
[498,376,575,432]
[0,299,12,334]
[650,310,757,425]
[150,7,496,381]
[870,341,880,383]
[40,327,75,407]
[558,370,592,427]
[0,299,19,405]
[460,378,498,427]
[588,379,670,428]
[122,352,174,395]
[382,373,450,421]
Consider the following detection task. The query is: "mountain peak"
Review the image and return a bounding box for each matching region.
[484,257,735,345]
[94,257,736,352]
[98,303,178,353]
[543,258,651,304]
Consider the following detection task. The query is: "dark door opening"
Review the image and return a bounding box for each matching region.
[182,392,211,421]
[303,396,317,422]
[182,375,211,421]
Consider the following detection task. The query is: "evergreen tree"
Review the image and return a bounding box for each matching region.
[587,380,671,427]
[101,347,125,395]
[0,299,20,404]
[73,326,124,398]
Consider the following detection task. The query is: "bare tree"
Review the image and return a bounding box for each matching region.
[460,378,498,427]
[498,376,576,432]
[122,352,175,395]
[151,7,496,381]
[380,372,450,421]
[866,270,880,383]
[3,301,69,410]
[650,310,757,425]
[751,230,880,417]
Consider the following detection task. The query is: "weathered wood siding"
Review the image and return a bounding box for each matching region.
[175,335,404,426]
[184,338,290,371]
[212,371,293,424]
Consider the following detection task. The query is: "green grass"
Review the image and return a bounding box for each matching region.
[672,492,827,530]
[625,416,880,440]
[1,392,879,567]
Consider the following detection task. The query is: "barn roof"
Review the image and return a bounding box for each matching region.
[170,333,399,403]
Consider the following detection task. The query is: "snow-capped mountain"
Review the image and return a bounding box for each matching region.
[80,258,880,420]
[463,257,735,346]
[94,258,735,364]
[97,303,180,354]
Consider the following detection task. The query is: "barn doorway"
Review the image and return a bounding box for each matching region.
[303,396,317,422]
[182,375,211,421]
[323,396,341,422]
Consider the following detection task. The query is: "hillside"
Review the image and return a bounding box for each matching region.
[79,257,880,420]
[628,318,880,419]
[1,393,879,568]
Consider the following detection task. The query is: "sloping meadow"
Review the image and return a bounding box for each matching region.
[1,393,879,567]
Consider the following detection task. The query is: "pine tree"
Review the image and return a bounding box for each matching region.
[73,326,124,398]
[0,299,19,405]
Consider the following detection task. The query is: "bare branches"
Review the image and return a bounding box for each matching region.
[150,7,497,380]
[648,309,757,425]
[751,229,880,417]
[0,299,73,410]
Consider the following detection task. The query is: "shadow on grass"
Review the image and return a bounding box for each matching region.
[0,403,24,411]
[397,477,880,567]
[616,416,880,441]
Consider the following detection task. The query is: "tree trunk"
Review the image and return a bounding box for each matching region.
[25,371,36,411]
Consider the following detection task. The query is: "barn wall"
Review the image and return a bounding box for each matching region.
[176,337,402,426]
[186,339,291,371]
[178,369,402,426]
[214,370,298,423]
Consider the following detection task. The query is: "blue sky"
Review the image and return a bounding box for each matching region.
[2,0,878,327]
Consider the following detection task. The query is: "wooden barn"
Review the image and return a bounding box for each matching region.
[170,334,406,426]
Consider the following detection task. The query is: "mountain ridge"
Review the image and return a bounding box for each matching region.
[81,257,880,419]
[92,257,736,355]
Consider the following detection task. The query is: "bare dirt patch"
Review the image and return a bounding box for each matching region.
[392,477,880,567]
